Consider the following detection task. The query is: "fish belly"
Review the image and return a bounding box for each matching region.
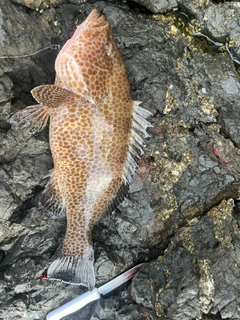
[44,96,132,288]
[9,90,151,289]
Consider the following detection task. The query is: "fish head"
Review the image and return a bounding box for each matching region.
[55,9,125,105]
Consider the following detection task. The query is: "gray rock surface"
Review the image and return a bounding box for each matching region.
[131,0,178,13]
[133,199,240,319]
[178,0,240,61]
[1,0,240,319]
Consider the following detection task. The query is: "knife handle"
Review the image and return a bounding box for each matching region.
[46,288,100,320]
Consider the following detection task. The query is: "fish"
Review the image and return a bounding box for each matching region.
[9,9,152,290]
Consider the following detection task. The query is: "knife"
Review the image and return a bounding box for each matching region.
[46,263,144,320]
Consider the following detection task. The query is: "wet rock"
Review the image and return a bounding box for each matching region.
[11,0,64,10]
[10,0,88,10]
[178,0,240,60]
[133,199,240,319]
[131,0,178,13]
[0,0,240,319]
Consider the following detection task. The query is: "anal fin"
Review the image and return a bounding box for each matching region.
[9,104,49,134]
[31,84,72,107]
[39,171,65,218]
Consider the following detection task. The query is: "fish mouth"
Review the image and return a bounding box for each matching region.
[87,9,108,28]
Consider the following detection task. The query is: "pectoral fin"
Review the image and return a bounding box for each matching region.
[9,104,50,134]
[31,84,72,107]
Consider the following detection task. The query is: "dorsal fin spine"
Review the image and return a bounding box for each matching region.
[121,101,152,185]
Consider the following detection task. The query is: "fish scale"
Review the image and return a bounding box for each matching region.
[9,9,152,289]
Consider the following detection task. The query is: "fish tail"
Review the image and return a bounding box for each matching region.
[47,245,95,290]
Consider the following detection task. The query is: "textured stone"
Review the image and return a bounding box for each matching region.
[131,0,178,13]
[0,0,240,319]
[133,200,240,319]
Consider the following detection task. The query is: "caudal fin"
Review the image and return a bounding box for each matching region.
[47,246,95,290]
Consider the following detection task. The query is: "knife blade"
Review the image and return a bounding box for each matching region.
[46,263,144,320]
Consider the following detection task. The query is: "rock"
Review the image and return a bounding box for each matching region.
[131,0,178,13]
[178,0,240,60]
[10,0,64,10]
[132,199,240,319]
[0,0,240,319]
[10,0,88,10]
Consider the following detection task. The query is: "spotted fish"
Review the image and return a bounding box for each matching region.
[9,9,152,289]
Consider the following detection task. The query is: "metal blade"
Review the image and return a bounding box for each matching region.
[98,263,144,296]
[46,263,145,320]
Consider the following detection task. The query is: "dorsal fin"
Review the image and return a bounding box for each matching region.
[106,181,129,214]
[122,101,152,184]
[105,102,152,213]
[31,85,72,107]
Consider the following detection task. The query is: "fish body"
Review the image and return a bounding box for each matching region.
[9,9,151,289]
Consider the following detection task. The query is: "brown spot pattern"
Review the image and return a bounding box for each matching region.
[10,9,151,288]
[45,10,135,286]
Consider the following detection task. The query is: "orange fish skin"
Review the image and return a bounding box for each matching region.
[9,9,152,289]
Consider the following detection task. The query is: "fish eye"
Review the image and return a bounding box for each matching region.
[104,42,112,56]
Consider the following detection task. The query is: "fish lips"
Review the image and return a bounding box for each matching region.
[83,9,108,29]
[59,11,110,56]
[77,9,109,40]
